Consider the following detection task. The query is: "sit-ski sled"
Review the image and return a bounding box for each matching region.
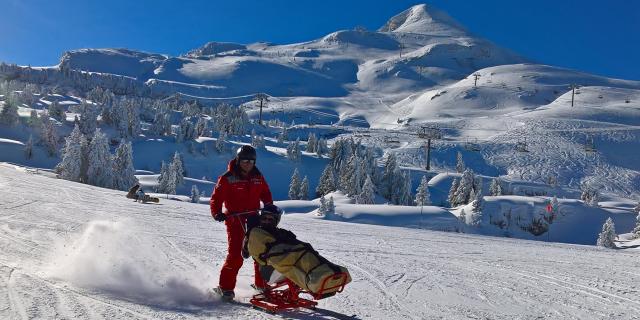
[250,271,349,314]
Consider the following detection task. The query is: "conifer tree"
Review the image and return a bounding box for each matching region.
[357,175,376,204]
[56,125,85,182]
[596,218,616,248]
[78,101,98,136]
[327,196,335,215]
[156,161,169,193]
[317,195,328,216]
[448,178,459,206]
[287,138,302,161]
[298,176,309,200]
[48,101,65,122]
[87,128,113,188]
[191,185,200,203]
[28,109,41,129]
[453,169,475,206]
[471,180,483,213]
[216,132,226,153]
[415,175,431,206]
[459,208,467,224]
[0,100,19,126]
[396,171,412,205]
[456,151,465,173]
[289,169,301,200]
[631,212,640,239]
[112,140,138,191]
[489,178,502,196]
[307,133,317,153]
[381,153,398,200]
[170,151,185,188]
[316,164,336,197]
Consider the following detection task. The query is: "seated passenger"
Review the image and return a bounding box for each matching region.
[243,204,351,296]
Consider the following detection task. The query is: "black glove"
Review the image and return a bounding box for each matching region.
[214,213,226,222]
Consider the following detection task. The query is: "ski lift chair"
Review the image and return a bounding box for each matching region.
[250,266,349,314]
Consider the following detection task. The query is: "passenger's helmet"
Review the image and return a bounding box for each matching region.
[260,204,283,227]
[236,145,257,160]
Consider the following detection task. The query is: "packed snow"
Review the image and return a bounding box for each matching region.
[1,164,640,320]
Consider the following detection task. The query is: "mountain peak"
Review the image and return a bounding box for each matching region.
[379,4,467,36]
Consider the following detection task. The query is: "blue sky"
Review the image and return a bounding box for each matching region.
[1,0,638,80]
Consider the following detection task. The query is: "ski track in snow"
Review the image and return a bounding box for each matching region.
[1,163,640,319]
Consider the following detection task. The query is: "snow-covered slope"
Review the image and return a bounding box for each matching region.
[1,163,640,319]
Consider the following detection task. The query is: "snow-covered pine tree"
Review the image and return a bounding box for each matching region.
[56,125,85,182]
[286,138,302,161]
[470,210,483,226]
[195,117,209,137]
[317,195,328,216]
[395,171,412,205]
[316,164,336,197]
[216,131,227,153]
[170,151,185,188]
[191,185,200,203]
[298,176,309,200]
[87,128,113,188]
[0,100,19,126]
[316,138,328,155]
[448,178,459,206]
[307,133,317,153]
[327,196,335,215]
[24,135,34,160]
[459,209,467,224]
[631,212,640,239]
[127,100,141,138]
[596,218,616,248]
[415,175,431,206]
[456,151,465,173]
[48,101,65,122]
[28,109,41,129]
[381,152,398,200]
[453,169,475,206]
[288,169,301,200]
[78,101,98,136]
[43,117,60,155]
[156,161,169,193]
[111,139,138,191]
[357,175,376,204]
[489,178,502,196]
[471,180,483,213]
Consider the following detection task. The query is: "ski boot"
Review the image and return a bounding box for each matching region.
[212,286,235,302]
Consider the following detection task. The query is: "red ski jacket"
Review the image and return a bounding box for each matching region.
[210,159,273,218]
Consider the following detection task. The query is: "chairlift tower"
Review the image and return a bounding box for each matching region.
[418,126,442,171]
[569,84,579,107]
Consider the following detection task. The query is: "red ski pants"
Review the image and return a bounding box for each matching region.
[218,216,266,291]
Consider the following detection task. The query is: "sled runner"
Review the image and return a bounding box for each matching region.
[246,226,351,313]
[250,269,349,314]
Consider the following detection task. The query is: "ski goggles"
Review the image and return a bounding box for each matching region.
[239,159,256,164]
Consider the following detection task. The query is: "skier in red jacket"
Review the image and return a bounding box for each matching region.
[210,145,273,301]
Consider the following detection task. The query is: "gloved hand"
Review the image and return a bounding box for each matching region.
[214,213,226,222]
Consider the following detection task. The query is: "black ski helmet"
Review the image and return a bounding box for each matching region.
[260,204,282,226]
[236,145,257,160]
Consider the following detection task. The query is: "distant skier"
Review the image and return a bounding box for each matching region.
[136,188,146,203]
[210,145,273,301]
[127,184,140,200]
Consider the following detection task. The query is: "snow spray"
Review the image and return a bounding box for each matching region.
[46,220,213,307]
